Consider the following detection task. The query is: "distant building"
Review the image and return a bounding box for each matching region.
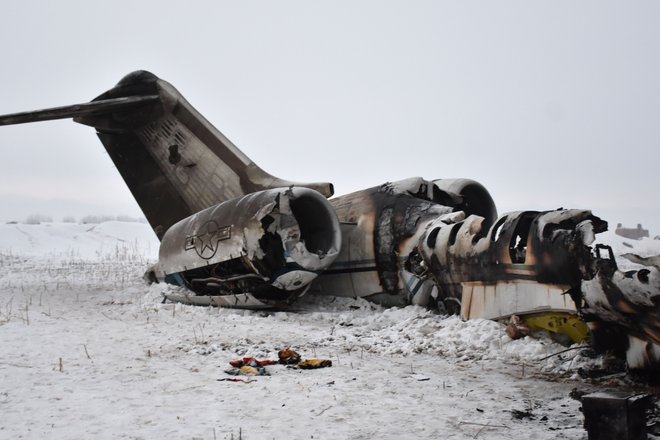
[615,223,649,240]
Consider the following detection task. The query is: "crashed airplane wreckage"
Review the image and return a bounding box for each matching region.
[1,70,658,371]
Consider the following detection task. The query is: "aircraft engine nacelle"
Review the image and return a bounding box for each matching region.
[432,178,498,230]
[154,187,341,308]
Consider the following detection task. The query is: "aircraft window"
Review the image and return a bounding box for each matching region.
[491,216,507,242]
[448,223,461,246]
[426,227,441,248]
[471,220,488,244]
[509,213,535,264]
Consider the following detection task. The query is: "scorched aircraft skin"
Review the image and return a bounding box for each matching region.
[0,71,658,370]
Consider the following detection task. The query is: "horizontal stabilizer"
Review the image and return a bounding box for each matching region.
[0,95,159,126]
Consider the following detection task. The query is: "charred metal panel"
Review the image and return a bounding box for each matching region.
[461,281,576,320]
[312,178,458,304]
[371,182,452,293]
[626,336,660,370]
[162,290,273,309]
[582,254,660,369]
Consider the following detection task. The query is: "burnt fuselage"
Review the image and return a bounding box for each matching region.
[312,178,605,314]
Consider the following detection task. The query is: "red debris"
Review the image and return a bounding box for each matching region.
[505,315,531,340]
[278,348,301,365]
[229,357,278,368]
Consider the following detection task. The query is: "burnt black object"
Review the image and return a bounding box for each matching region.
[582,391,650,440]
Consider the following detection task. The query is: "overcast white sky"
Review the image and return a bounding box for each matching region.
[0,1,659,233]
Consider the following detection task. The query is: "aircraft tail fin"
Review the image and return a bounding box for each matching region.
[0,71,334,239]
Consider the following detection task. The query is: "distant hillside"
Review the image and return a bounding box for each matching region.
[0,221,159,260]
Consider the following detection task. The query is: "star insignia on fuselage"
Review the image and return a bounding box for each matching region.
[184,220,231,260]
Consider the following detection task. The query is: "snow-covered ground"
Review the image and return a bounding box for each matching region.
[0,222,658,439]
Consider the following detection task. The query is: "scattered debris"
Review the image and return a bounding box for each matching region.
[647,398,660,436]
[577,356,627,380]
[224,366,269,376]
[229,357,277,368]
[217,378,256,384]
[505,315,530,340]
[409,374,430,381]
[240,365,266,376]
[569,388,587,401]
[315,406,333,416]
[278,348,301,365]
[297,359,332,369]
[510,409,534,420]
[222,348,332,378]
[538,345,589,362]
